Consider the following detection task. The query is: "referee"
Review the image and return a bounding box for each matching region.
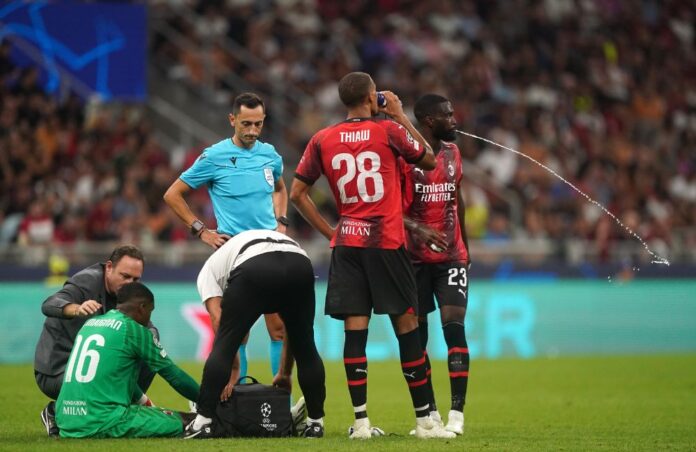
[184,230,326,438]
[164,92,290,385]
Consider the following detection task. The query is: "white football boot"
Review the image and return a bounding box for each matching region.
[414,416,457,439]
[409,410,443,435]
[348,417,373,439]
[445,410,464,435]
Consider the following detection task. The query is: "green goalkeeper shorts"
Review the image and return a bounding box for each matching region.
[96,405,183,438]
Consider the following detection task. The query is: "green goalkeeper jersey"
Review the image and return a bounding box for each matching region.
[56,310,199,437]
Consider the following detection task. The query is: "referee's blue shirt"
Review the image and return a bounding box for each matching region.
[180,138,283,235]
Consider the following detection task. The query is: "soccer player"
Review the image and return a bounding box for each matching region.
[55,282,199,438]
[183,230,326,439]
[163,92,289,386]
[290,71,454,439]
[34,245,157,437]
[401,94,471,435]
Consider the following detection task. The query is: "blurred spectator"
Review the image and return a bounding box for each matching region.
[1,0,695,264]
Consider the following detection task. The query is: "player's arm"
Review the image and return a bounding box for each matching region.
[380,91,436,170]
[204,296,222,333]
[158,364,200,402]
[273,177,288,234]
[272,339,294,392]
[163,178,230,249]
[290,178,335,240]
[135,326,200,402]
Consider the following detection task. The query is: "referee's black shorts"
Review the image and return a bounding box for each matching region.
[325,245,418,319]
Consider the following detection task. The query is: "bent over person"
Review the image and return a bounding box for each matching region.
[184,229,326,439]
[56,282,199,438]
[34,245,157,437]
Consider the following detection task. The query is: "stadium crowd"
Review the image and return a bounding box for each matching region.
[0,40,215,248]
[1,0,695,263]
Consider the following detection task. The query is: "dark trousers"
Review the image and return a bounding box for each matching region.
[197,252,326,420]
[35,363,156,401]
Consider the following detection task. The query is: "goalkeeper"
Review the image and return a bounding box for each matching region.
[55,282,199,438]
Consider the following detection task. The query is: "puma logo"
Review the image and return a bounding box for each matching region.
[355,368,367,375]
[403,371,416,379]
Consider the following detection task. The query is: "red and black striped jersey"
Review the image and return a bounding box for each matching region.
[296,117,425,249]
[400,141,469,264]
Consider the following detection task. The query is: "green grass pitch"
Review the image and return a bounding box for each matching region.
[1,355,694,451]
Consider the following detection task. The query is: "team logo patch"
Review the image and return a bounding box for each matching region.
[448,163,455,177]
[264,167,274,186]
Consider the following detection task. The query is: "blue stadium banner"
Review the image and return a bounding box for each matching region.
[0,1,147,100]
[1,280,695,363]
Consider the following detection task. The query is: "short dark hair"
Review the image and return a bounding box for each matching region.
[338,72,374,108]
[414,94,450,123]
[117,281,154,306]
[232,92,265,114]
[108,245,144,266]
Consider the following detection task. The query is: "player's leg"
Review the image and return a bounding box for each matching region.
[367,247,454,438]
[99,405,186,438]
[277,252,326,437]
[35,371,61,437]
[325,246,373,439]
[414,263,440,421]
[433,262,470,434]
[239,332,249,381]
[264,313,285,376]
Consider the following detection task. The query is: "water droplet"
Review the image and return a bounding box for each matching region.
[456,130,671,266]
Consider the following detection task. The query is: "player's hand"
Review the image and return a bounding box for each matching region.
[379,90,405,118]
[75,300,102,317]
[413,224,448,252]
[200,229,231,250]
[220,381,235,402]
[137,394,155,407]
[272,372,292,393]
[275,224,287,235]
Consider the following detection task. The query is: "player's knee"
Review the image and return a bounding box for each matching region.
[392,312,419,335]
[440,306,466,325]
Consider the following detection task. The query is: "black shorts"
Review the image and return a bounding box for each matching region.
[414,262,469,315]
[325,246,418,319]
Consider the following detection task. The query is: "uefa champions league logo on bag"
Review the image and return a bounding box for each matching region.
[260,402,272,419]
[260,402,277,430]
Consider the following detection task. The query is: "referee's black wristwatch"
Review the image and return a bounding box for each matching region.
[276,216,289,227]
[190,219,206,237]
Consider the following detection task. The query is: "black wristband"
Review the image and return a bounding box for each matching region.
[276,216,289,227]
[190,219,205,236]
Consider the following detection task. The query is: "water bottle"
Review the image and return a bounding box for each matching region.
[377,92,387,108]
